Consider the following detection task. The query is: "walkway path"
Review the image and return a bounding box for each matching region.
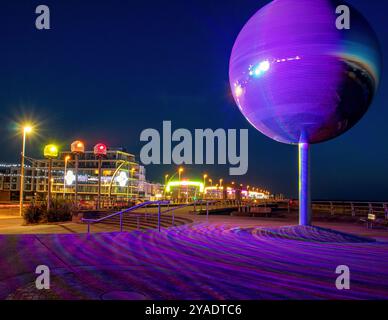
[0,214,387,300]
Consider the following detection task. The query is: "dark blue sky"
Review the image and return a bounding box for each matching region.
[0,0,387,200]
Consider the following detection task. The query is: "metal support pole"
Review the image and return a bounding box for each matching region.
[87,223,90,234]
[120,213,123,232]
[158,203,161,232]
[206,201,209,221]
[74,154,79,207]
[97,157,102,210]
[298,142,311,226]
[19,132,26,217]
[47,158,52,213]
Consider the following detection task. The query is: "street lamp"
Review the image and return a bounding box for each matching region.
[203,174,208,186]
[203,174,207,199]
[219,178,223,188]
[130,167,136,201]
[19,125,33,216]
[63,155,71,198]
[164,174,169,199]
[209,178,212,187]
[178,167,183,202]
[44,144,59,212]
[94,143,107,210]
[71,140,85,207]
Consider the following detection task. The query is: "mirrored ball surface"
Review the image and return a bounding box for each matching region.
[229,0,382,144]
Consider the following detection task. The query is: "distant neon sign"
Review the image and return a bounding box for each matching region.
[65,170,76,186]
[166,180,204,193]
[115,171,128,187]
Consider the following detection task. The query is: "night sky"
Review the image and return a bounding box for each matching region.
[0,0,387,201]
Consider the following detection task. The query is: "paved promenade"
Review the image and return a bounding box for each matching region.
[0,212,387,300]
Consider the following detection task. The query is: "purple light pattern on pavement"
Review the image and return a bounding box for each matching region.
[0,223,387,300]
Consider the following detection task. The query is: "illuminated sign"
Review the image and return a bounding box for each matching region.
[166,180,204,193]
[65,170,76,185]
[94,143,107,157]
[71,140,85,154]
[44,144,59,158]
[115,171,128,187]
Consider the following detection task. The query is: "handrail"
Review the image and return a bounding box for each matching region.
[82,200,170,233]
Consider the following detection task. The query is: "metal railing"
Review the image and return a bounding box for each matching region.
[82,200,233,233]
[311,201,388,219]
[82,200,170,233]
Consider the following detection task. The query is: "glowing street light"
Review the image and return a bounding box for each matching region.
[178,167,184,202]
[203,174,208,198]
[71,140,85,206]
[44,144,59,212]
[94,143,107,210]
[19,125,33,216]
[63,155,71,198]
[163,174,169,199]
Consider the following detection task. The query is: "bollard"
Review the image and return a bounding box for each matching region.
[137,216,140,230]
[206,201,209,221]
[120,213,123,232]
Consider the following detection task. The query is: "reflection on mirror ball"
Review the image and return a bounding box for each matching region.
[229,0,382,144]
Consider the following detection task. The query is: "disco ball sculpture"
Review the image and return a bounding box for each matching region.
[229,0,382,225]
[230,0,381,145]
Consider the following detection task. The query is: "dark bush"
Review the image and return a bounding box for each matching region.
[46,199,74,222]
[23,199,75,224]
[23,202,46,224]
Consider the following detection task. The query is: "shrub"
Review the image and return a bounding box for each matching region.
[23,199,75,224]
[46,199,74,222]
[23,202,46,224]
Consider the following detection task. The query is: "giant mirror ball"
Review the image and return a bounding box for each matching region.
[229,0,382,144]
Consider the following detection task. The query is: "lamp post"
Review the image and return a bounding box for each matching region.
[71,141,85,207]
[209,179,212,187]
[19,126,32,216]
[44,144,59,212]
[63,155,71,198]
[130,167,135,201]
[203,174,207,199]
[178,167,183,203]
[94,143,107,210]
[164,174,169,199]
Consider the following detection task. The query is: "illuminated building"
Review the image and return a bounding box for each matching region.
[165,180,204,202]
[0,148,160,205]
